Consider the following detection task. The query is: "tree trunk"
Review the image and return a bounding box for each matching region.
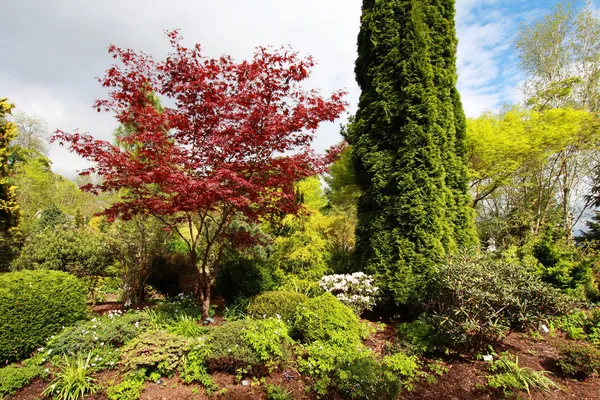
[200,284,211,319]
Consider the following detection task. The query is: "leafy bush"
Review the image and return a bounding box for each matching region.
[381,352,421,390]
[319,272,378,314]
[486,352,558,396]
[556,342,600,379]
[396,318,438,355]
[42,353,99,400]
[266,383,294,400]
[47,312,150,355]
[293,293,362,345]
[425,254,570,351]
[204,318,291,373]
[13,226,113,280]
[0,270,87,362]
[297,341,372,397]
[180,350,216,393]
[247,291,308,324]
[106,371,146,400]
[215,255,276,302]
[335,356,402,400]
[120,331,188,378]
[0,364,46,397]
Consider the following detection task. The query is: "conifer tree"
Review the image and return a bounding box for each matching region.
[348,0,476,304]
[0,99,22,270]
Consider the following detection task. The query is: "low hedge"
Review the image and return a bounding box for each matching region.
[0,270,87,362]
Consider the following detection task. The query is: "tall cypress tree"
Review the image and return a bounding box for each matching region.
[347,0,476,304]
[0,99,22,271]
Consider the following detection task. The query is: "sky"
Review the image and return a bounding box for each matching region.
[1,0,596,179]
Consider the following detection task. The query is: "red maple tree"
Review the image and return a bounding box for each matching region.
[54,31,347,317]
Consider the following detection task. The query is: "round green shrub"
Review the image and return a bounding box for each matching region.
[293,292,361,345]
[0,270,87,362]
[247,291,308,324]
[335,356,402,400]
[204,318,291,373]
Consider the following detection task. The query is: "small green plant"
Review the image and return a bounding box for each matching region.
[486,352,559,396]
[167,314,208,338]
[266,383,294,400]
[556,342,600,379]
[381,352,420,390]
[106,371,146,400]
[223,296,251,321]
[396,318,437,355]
[0,363,46,397]
[335,355,402,400]
[42,353,99,400]
[528,329,544,341]
[565,324,585,340]
[424,360,448,384]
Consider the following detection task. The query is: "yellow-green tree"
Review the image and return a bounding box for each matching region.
[467,107,599,245]
[0,99,22,270]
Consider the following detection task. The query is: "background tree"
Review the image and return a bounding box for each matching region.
[10,111,50,155]
[516,0,600,112]
[0,99,21,271]
[348,0,476,305]
[55,31,347,318]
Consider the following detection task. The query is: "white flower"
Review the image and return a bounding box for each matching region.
[44,368,49,373]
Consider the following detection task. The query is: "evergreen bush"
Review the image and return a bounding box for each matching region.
[247,291,308,324]
[0,270,87,362]
[293,292,362,345]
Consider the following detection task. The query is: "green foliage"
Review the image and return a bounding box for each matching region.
[381,352,420,390]
[556,342,600,379]
[13,225,113,280]
[0,98,21,271]
[167,314,208,338]
[42,353,99,400]
[293,293,362,345]
[0,270,87,363]
[180,350,216,393]
[106,371,146,400]
[204,319,291,372]
[486,352,558,396]
[215,254,277,303]
[0,364,45,397]
[47,311,150,355]
[266,383,294,400]
[247,291,308,324]
[425,254,570,351]
[297,342,412,399]
[396,318,437,355]
[297,341,372,397]
[336,356,402,400]
[350,0,477,305]
[532,232,597,300]
[120,331,188,377]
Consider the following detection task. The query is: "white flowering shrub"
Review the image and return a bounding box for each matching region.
[319,272,378,315]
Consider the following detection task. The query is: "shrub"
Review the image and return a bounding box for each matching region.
[266,383,294,400]
[215,255,276,302]
[425,254,570,351]
[396,318,438,355]
[106,371,146,400]
[42,353,99,400]
[335,356,402,400]
[0,270,87,362]
[12,226,113,280]
[319,272,378,314]
[120,331,188,378]
[47,312,150,355]
[293,293,362,345]
[556,342,600,379]
[381,352,421,390]
[297,341,373,397]
[247,291,308,324]
[0,364,46,397]
[167,314,208,338]
[180,350,216,393]
[486,352,559,396]
[204,318,291,373]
